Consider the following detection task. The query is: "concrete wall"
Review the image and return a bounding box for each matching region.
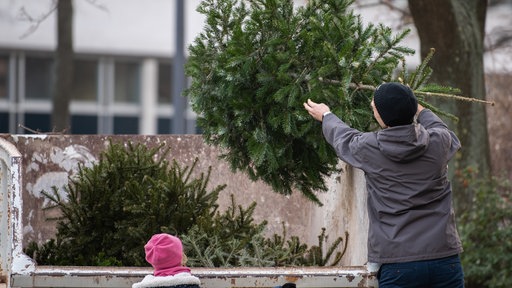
[0,134,369,268]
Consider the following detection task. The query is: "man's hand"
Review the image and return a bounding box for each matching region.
[303,99,331,122]
[416,103,424,117]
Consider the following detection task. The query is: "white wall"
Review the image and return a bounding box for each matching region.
[1,0,509,71]
[0,0,205,57]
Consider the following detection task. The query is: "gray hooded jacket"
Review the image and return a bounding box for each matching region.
[322,109,463,263]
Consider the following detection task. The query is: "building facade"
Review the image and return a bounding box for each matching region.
[0,0,204,135]
[1,0,508,135]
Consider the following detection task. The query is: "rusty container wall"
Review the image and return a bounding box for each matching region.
[0,137,36,288]
[0,137,16,286]
[1,134,369,267]
[10,266,377,288]
[312,163,369,265]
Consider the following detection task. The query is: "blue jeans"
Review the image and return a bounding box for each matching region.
[377,255,464,288]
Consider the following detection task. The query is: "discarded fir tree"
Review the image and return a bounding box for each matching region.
[184,0,471,204]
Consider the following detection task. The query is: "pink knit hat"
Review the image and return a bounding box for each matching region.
[144,233,191,276]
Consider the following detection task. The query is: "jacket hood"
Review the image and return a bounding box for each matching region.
[376,124,429,163]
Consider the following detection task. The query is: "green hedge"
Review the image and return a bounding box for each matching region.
[457,168,512,288]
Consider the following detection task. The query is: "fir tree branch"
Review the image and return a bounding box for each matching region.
[316,78,495,106]
[416,91,495,106]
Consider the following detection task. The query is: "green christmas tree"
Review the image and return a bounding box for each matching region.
[26,141,225,266]
[24,0,498,271]
[184,0,475,204]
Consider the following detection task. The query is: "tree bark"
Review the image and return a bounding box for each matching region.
[408,0,490,211]
[52,0,74,132]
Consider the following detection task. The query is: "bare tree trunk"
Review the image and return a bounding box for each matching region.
[408,0,490,211]
[52,0,73,132]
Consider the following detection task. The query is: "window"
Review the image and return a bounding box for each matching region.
[114,116,139,134]
[158,62,172,104]
[158,117,171,134]
[0,55,8,100]
[114,61,140,103]
[71,115,98,134]
[0,113,8,132]
[24,113,51,133]
[25,56,54,100]
[72,59,98,101]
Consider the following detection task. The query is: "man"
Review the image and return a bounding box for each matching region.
[303,82,464,287]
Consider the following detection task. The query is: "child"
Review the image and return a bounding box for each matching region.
[132,233,201,288]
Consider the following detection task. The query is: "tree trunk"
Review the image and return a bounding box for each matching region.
[408,0,490,211]
[52,0,73,132]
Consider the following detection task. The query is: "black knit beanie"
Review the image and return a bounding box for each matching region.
[373,82,418,126]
